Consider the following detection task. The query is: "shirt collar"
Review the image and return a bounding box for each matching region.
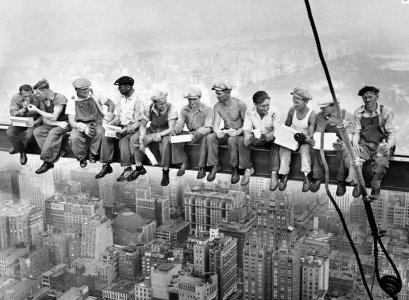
[184,102,205,112]
[358,104,381,115]
[151,103,169,115]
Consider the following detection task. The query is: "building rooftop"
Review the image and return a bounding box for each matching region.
[113,211,152,233]
[136,278,152,289]
[157,219,189,233]
[103,281,135,293]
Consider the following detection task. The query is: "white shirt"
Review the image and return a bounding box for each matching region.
[242,105,281,134]
[66,92,108,116]
[114,93,145,126]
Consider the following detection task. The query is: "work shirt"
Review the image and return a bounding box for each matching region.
[142,102,178,122]
[242,105,281,134]
[353,104,397,147]
[39,90,68,121]
[173,103,213,134]
[9,93,41,118]
[114,92,145,131]
[66,92,109,116]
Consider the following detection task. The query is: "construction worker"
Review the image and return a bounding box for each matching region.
[28,79,70,174]
[95,76,145,181]
[128,89,178,186]
[206,81,247,184]
[170,87,213,178]
[238,91,281,188]
[7,84,42,165]
[278,88,316,192]
[310,99,354,196]
[67,78,115,168]
[346,86,397,200]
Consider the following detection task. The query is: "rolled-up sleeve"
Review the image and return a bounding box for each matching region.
[10,94,22,116]
[168,104,178,121]
[383,107,397,147]
[271,106,281,128]
[353,109,363,136]
[66,99,76,115]
[242,110,253,132]
[173,109,186,134]
[142,105,151,122]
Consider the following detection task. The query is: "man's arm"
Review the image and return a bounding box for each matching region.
[28,104,64,121]
[212,104,222,134]
[10,95,24,117]
[104,98,115,113]
[234,101,247,136]
[173,110,186,134]
[383,108,397,148]
[306,110,317,144]
[284,108,294,127]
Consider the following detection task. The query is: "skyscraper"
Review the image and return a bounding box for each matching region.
[19,168,54,209]
[135,186,170,227]
[81,215,113,259]
[300,254,330,300]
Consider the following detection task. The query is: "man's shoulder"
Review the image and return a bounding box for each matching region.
[11,93,21,102]
[53,92,68,103]
[353,105,365,115]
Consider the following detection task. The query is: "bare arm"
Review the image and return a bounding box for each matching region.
[30,104,64,121]
[284,108,294,127]
[235,101,247,136]
[104,99,115,113]
[159,119,176,137]
[212,105,222,133]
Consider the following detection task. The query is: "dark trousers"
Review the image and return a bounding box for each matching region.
[33,124,71,163]
[312,149,349,181]
[171,133,207,167]
[100,133,133,166]
[69,124,105,160]
[130,129,171,167]
[6,125,35,153]
[238,136,280,171]
[206,133,239,167]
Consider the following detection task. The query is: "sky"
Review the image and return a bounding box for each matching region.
[1,0,409,55]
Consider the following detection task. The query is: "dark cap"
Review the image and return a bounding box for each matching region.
[114,76,134,87]
[358,86,379,96]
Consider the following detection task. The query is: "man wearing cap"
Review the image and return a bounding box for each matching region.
[170,87,212,178]
[239,91,281,188]
[346,86,397,200]
[27,79,70,174]
[67,78,116,168]
[7,84,42,165]
[206,81,247,184]
[95,76,145,181]
[278,88,316,192]
[310,99,354,195]
[128,89,178,186]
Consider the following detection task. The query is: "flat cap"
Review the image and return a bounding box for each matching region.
[114,76,134,86]
[183,87,202,99]
[317,99,336,107]
[212,81,232,91]
[291,88,313,101]
[358,86,379,96]
[151,90,168,102]
[73,78,91,89]
[33,79,49,90]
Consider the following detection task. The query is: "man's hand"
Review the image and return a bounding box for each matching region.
[143,133,161,146]
[169,129,177,136]
[139,144,146,153]
[57,121,69,129]
[265,131,275,142]
[103,112,115,124]
[115,128,128,139]
[27,104,38,112]
[251,134,267,147]
[191,131,203,144]
[216,130,226,139]
[84,125,96,137]
[353,144,363,156]
[244,134,252,146]
[333,140,344,151]
[109,119,121,126]
[307,136,316,147]
[226,129,238,137]
[294,133,306,144]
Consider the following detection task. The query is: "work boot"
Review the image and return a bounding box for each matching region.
[95,163,113,179]
[278,174,289,191]
[336,181,347,197]
[79,157,87,168]
[117,167,132,182]
[8,147,17,154]
[197,167,206,179]
[310,177,324,193]
[352,183,362,198]
[88,153,97,163]
[177,161,189,177]
[231,166,240,184]
[127,166,147,181]
[270,171,279,191]
[20,151,27,165]
[302,173,311,192]
[241,168,254,186]
[161,169,170,186]
[207,165,221,182]
[35,162,54,174]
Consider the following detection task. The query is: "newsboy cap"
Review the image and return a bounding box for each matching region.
[291,88,313,101]
[114,76,134,86]
[151,90,168,102]
[72,78,91,89]
[317,99,336,108]
[358,86,379,96]
[183,87,202,99]
[33,79,49,90]
[212,81,232,91]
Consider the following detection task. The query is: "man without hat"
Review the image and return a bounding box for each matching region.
[95,76,145,181]
[278,88,317,192]
[7,84,42,165]
[309,98,354,195]
[27,79,70,174]
[128,89,178,186]
[67,78,116,168]
[345,86,397,200]
[170,87,213,178]
[238,91,281,188]
[206,81,247,184]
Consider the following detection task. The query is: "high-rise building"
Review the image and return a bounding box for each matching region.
[0,170,12,200]
[99,176,115,205]
[191,236,211,276]
[208,229,238,300]
[0,245,30,278]
[117,245,144,281]
[135,186,170,227]
[41,232,70,265]
[156,219,190,247]
[184,186,250,233]
[81,215,113,259]
[19,168,55,209]
[249,177,267,207]
[19,246,53,278]
[70,170,99,197]
[151,263,182,300]
[300,254,330,300]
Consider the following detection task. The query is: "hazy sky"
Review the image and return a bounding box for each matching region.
[1,0,409,55]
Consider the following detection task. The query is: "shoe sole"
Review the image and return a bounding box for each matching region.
[127,169,147,181]
[35,165,54,174]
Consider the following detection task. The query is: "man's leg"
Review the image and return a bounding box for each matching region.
[370,147,393,200]
[238,136,253,186]
[116,133,134,182]
[127,132,147,181]
[268,143,280,191]
[95,136,115,179]
[6,125,25,153]
[159,136,171,186]
[33,124,53,152]
[300,144,312,192]
[70,129,89,167]
[89,124,105,158]
[206,133,228,181]
[310,149,325,193]
[227,136,240,184]
[39,126,70,163]
[334,148,349,196]
[196,135,208,179]
[278,146,292,191]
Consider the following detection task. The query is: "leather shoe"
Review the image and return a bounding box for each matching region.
[278,174,289,191]
[207,165,221,182]
[161,169,170,186]
[352,184,362,198]
[197,167,206,179]
[231,167,240,184]
[241,168,254,186]
[270,171,279,191]
[79,158,87,168]
[95,164,113,179]
[88,154,97,163]
[8,147,18,155]
[336,181,346,197]
[302,173,311,192]
[177,162,189,177]
[117,167,132,182]
[20,152,27,165]
[310,177,324,193]
[127,166,147,181]
[370,189,380,201]
[35,162,54,174]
